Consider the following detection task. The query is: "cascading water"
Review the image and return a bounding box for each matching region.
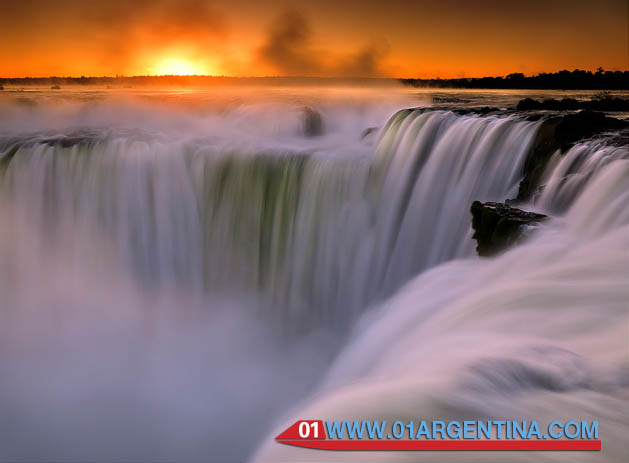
[536,138,629,215]
[256,136,629,462]
[0,109,539,329]
[0,89,626,462]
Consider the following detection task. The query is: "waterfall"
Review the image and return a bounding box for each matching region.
[255,136,629,462]
[0,110,539,329]
[536,138,629,215]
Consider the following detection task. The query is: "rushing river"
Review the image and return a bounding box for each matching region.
[0,86,627,461]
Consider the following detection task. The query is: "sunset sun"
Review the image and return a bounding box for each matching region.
[152,57,203,76]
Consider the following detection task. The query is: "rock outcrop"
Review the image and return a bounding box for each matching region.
[516,97,629,112]
[471,201,548,256]
[516,110,628,200]
[361,127,378,139]
[302,107,323,137]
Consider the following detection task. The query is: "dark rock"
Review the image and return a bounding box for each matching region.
[432,95,471,104]
[302,107,323,137]
[517,98,577,110]
[361,127,378,139]
[408,106,502,117]
[0,84,4,90]
[475,106,502,115]
[448,106,501,116]
[516,110,628,200]
[516,97,629,112]
[51,85,61,90]
[516,117,561,201]
[555,110,627,146]
[471,201,548,256]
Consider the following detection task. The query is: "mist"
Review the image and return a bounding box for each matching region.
[0,201,339,461]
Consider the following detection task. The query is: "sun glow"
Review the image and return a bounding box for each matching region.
[152,58,205,76]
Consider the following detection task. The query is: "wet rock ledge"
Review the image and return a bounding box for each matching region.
[471,201,548,256]
[516,110,627,200]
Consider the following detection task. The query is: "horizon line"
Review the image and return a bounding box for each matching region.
[1,69,628,81]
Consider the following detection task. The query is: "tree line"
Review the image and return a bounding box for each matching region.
[401,69,628,90]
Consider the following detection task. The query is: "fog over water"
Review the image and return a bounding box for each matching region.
[0,86,627,461]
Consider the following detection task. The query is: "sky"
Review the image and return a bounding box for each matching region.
[0,0,627,78]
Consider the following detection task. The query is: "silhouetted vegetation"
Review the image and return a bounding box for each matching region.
[401,69,628,89]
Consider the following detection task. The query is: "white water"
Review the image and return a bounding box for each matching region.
[0,89,627,461]
[256,139,629,462]
[0,103,538,328]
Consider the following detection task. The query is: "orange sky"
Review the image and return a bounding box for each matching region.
[1,0,627,78]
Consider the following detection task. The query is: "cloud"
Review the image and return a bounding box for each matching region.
[257,9,322,76]
[0,0,227,74]
[0,2,391,77]
[0,1,226,38]
[257,9,390,77]
[340,41,390,77]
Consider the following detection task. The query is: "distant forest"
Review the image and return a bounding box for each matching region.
[0,69,627,89]
[401,69,628,90]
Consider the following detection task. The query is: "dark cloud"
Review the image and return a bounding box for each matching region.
[257,9,390,77]
[257,9,323,75]
[0,0,225,36]
[340,41,390,77]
